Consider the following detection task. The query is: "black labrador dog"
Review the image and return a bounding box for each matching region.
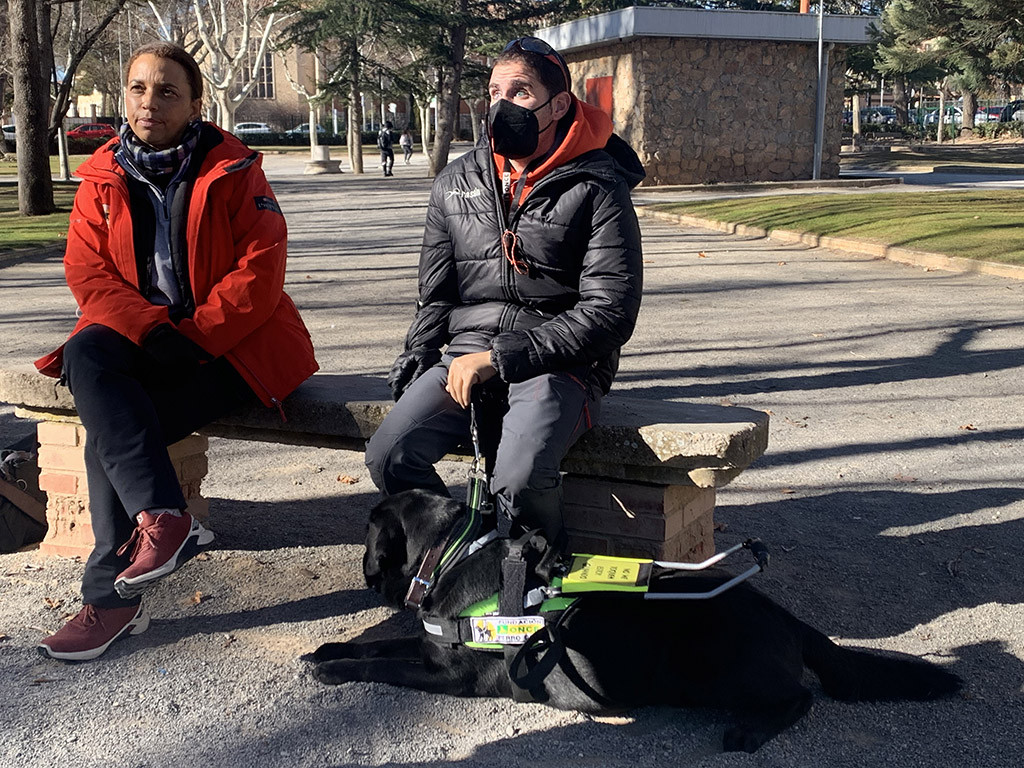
[310,489,960,753]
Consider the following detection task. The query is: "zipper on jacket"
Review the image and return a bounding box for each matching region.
[227,352,287,422]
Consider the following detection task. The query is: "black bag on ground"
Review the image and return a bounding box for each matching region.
[0,433,47,553]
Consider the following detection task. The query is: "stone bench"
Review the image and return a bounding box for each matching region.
[0,367,769,563]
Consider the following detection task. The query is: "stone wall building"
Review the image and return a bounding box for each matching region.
[537,7,876,186]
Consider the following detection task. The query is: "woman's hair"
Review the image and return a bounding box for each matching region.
[494,48,568,99]
[126,41,203,102]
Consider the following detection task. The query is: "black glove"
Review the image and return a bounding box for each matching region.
[387,348,441,401]
[142,324,213,374]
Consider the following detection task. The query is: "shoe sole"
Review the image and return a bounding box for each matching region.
[114,520,215,599]
[37,606,150,662]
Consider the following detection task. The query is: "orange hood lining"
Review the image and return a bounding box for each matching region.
[493,95,614,202]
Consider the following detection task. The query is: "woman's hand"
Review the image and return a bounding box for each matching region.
[445,351,497,408]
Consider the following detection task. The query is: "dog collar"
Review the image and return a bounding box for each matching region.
[405,513,498,610]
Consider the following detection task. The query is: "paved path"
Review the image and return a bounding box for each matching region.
[2,153,1023,767]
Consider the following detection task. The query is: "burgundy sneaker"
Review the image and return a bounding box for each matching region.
[114,511,214,599]
[38,603,149,661]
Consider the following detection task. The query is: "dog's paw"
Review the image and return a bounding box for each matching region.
[309,642,354,663]
[722,725,766,754]
[313,660,355,686]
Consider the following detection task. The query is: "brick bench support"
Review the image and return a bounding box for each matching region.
[2,369,769,564]
[33,417,210,559]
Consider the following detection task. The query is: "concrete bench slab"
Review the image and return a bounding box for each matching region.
[1,365,769,561]
[1,367,768,488]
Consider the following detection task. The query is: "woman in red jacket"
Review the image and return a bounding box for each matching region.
[36,42,318,661]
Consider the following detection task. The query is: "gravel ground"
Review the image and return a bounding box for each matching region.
[2,151,1023,767]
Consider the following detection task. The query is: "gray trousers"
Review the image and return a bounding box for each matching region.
[365,363,601,541]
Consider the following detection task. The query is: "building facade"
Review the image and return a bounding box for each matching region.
[537,7,876,185]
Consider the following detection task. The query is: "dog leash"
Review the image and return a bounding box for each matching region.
[403,402,498,610]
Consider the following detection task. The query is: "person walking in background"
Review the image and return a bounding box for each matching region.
[378,120,395,176]
[365,36,644,548]
[34,41,318,662]
[400,127,414,165]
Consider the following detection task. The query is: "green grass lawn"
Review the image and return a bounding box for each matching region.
[651,189,1024,265]
[841,143,1024,173]
[0,154,94,177]
[0,183,76,254]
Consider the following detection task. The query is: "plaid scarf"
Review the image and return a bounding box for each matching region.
[118,118,203,178]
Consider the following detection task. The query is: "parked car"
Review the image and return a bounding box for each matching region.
[861,106,898,125]
[66,123,117,140]
[999,100,1024,122]
[285,123,326,135]
[235,121,272,134]
[1,124,15,143]
[922,106,962,126]
[978,106,1003,123]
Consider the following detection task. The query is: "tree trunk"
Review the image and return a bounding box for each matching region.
[10,0,55,215]
[852,92,862,147]
[419,103,431,160]
[214,91,238,132]
[936,90,945,144]
[428,14,467,178]
[468,97,480,145]
[893,77,909,127]
[348,64,363,174]
[961,91,977,133]
[0,74,11,156]
[308,104,319,152]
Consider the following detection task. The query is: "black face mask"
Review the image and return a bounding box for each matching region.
[488,96,554,159]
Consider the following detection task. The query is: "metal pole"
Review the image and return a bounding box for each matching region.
[812,2,826,180]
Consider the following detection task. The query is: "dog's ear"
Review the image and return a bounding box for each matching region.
[364,505,408,588]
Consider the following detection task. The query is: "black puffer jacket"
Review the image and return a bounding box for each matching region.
[398,132,644,396]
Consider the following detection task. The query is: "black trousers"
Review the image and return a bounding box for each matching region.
[62,324,255,607]
[365,362,600,543]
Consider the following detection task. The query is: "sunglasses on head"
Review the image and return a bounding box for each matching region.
[502,36,571,92]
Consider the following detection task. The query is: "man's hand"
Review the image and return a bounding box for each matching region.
[445,351,497,408]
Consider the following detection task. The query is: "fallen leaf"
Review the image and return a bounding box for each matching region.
[780,488,796,494]
[777,261,787,266]
[959,424,977,431]
[719,398,734,406]
[195,552,210,561]
[31,677,60,685]
[894,474,917,483]
[42,597,62,610]
[223,633,237,648]
[191,591,207,605]
[697,251,708,258]
[337,474,360,484]
[642,259,655,264]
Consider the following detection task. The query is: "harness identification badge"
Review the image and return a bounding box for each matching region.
[470,615,545,645]
[562,554,653,593]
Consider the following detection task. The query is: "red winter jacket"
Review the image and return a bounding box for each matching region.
[35,124,318,409]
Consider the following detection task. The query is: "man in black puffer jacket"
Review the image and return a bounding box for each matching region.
[365,36,644,546]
